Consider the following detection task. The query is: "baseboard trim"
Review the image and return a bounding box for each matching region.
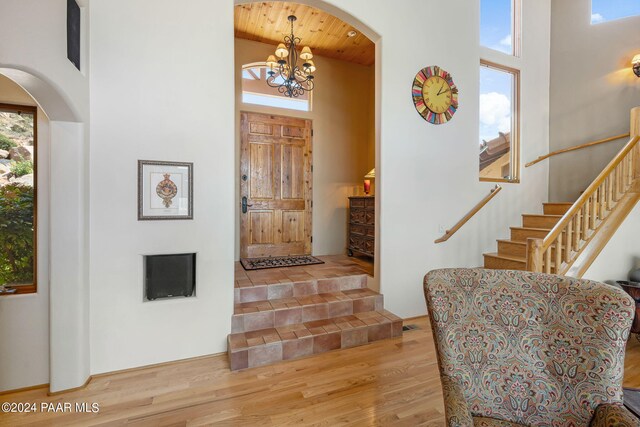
[0,383,49,396]
[403,314,428,322]
[91,352,228,381]
[43,351,229,396]
[47,376,93,396]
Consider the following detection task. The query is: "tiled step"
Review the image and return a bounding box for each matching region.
[522,214,562,229]
[227,310,403,371]
[510,226,551,242]
[235,274,368,304]
[483,253,526,270]
[231,288,384,333]
[543,202,573,215]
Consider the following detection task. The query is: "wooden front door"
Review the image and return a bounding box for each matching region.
[240,112,312,258]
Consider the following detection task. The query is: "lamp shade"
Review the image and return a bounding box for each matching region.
[275,43,289,59]
[300,46,313,61]
[364,168,375,179]
[304,59,316,74]
[266,55,278,70]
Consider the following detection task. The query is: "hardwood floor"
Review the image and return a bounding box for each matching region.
[1,317,639,426]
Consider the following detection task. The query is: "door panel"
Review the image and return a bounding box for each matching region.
[281,145,304,200]
[249,143,274,199]
[282,125,305,139]
[281,211,305,243]
[249,211,274,244]
[240,112,312,258]
[249,122,274,135]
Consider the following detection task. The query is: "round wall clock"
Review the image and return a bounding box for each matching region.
[412,66,459,125]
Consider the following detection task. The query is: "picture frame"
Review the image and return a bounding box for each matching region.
[138,160,193,220]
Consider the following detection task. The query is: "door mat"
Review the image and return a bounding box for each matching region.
[240,255,325,271]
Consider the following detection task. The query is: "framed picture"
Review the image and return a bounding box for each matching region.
[138,160,193,220]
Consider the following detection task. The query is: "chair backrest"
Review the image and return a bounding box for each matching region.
[424,268,635,426]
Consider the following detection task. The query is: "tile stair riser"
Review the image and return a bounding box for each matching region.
[232,294,384,333]
[227,313,403,371]
[235,274,368,304]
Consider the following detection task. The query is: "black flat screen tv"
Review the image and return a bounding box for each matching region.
[144,253,196,300]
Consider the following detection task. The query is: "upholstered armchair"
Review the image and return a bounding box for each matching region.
[424,268,640,427]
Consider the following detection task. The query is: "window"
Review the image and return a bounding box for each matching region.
[592,0,640,24]
[479,61,520,182]
[0,104,37,294]
[480,0,521,56]
[241,64,311,112]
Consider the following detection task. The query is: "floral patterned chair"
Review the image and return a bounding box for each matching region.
[424,268,640,427]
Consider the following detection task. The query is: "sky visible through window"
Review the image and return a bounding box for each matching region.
[592,0,640,24]
[479,1,514,146]
[480,0,512,55]
[479,66,512,146]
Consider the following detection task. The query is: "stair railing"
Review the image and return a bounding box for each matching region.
[526,107,640,274]
[435,185,502,243]
[525,133,630,167]
[527,135,639,274]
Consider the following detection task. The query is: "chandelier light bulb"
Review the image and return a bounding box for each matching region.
[275,43,288,59]
[304,60,316,74]
[300,46,313,61]
[266,55,278,70]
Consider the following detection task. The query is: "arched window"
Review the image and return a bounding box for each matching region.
[241,63,311,112]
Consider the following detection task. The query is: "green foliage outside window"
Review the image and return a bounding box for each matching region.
[0,184,34,284]
[10,160,33,177]
[0,133,17,151]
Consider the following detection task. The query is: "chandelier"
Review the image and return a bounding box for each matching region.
[265,15,316,98]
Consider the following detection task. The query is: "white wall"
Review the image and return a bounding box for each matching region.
[320,0,551,317]
[89,0,235,374]
[549,1,640,202]
[0,76,50,392]
[584,203,640,283]
[234,38,375,259]
[2,0,552,384]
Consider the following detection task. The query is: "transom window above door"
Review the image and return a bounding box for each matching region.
[241,64,311,112]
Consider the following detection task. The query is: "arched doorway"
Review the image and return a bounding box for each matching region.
[232,0,382,287]
[0,67,89,394]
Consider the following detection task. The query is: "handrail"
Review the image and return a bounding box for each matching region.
[526,135,640,274]
[542,136,638,247]
[435,185,502,243]
[525,133,630,167]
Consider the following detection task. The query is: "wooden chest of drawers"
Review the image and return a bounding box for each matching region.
[348,196,375,258]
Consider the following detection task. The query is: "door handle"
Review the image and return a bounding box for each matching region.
[242,197,253,214]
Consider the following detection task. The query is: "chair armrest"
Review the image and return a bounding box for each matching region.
[440,375,473,427]
[590,403,640,427]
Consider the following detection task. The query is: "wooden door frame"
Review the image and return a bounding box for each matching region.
[239,111,313,258]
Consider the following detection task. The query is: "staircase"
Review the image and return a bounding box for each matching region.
[227,257,402,370]
[484,107,640,277]
[484,203,573,271]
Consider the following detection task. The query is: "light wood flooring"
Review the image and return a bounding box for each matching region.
[2,317,639,426]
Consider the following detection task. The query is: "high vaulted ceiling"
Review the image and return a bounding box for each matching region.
[234,2,375,66]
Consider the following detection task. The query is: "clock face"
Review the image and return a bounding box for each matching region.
[422,76,452,114]
[412,66,459,125]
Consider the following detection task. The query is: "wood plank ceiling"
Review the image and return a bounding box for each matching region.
[234,2,375,66]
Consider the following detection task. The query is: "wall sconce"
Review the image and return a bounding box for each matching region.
[364,168,375,195]
[633,54,640,78]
